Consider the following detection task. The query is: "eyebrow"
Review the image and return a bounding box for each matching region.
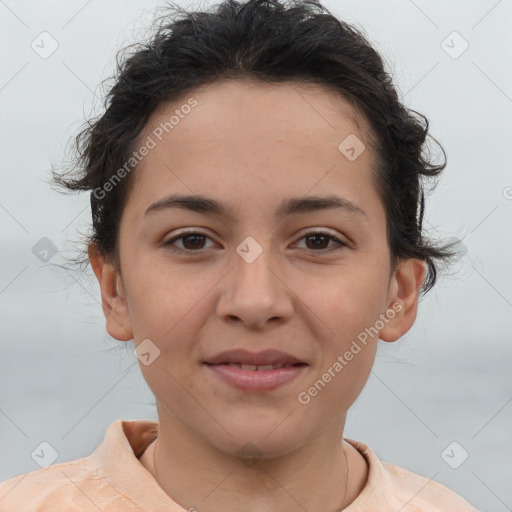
[144,194,367,220]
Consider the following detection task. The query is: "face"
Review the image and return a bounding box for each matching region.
[92,79,424,458]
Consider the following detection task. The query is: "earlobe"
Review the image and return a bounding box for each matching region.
[89,244,133,342]
[379,258,426,343]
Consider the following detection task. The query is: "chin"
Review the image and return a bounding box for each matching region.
[207,420,308,461]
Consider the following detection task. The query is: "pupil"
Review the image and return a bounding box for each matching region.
[184,235,204,249]
[307,234,328,249]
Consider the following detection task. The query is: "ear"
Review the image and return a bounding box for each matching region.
[379,258,426,343]
[89,244,133,342]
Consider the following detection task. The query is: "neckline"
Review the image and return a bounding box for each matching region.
[136,427,370,509]
[107,420,383,510]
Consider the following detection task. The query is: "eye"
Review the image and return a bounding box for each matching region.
[294,231,347,252]
[163,230,215,253]
[163,229,347,254]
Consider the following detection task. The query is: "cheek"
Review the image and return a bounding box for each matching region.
[308,343,377,418]
[297,273,383,412]
[298,262,389,338]
[128,279,214,392]
[124,260,209,341]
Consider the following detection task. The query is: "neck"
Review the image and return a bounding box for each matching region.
[139,410,369,512]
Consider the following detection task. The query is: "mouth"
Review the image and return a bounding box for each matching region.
[203,349,308,391]
[204,348,307,367]
[204,362,307,371]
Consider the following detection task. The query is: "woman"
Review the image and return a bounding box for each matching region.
[0,0,478,510]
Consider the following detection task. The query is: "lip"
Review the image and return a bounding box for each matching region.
[204,348,305,366]
[204,363,307,392]
[204,348,308,392]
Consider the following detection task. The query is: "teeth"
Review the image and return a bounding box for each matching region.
[214,362,299,370]
[226,363,294,371]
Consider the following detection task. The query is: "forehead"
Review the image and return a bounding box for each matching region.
[142,78,371,149]
[126,79,379,215]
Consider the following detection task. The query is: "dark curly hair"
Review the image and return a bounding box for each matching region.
[51,0,457,295]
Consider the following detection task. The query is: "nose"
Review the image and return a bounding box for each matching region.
[215,241,294,330]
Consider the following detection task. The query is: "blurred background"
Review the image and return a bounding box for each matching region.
[0,1,511,510]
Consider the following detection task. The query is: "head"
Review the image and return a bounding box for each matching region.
[52,0,455,457]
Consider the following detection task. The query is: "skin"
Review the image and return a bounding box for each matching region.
[90,78,425,512]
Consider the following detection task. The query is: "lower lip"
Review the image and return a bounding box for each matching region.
[204,364,307,391]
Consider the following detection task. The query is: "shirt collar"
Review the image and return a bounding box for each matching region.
[93,419,388,510]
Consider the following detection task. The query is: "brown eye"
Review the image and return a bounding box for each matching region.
[296,232,346,252]
[164,231,214,253]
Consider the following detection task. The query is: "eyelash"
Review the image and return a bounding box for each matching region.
[163,230,347,254]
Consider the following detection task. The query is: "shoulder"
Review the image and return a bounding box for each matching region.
[0,457,142,512]
[0,419,152,512]
[1,458,90,511]
[345,438,479,511]
[381,460,479,511]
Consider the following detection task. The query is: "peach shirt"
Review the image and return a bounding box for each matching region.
[0,419,479,511]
